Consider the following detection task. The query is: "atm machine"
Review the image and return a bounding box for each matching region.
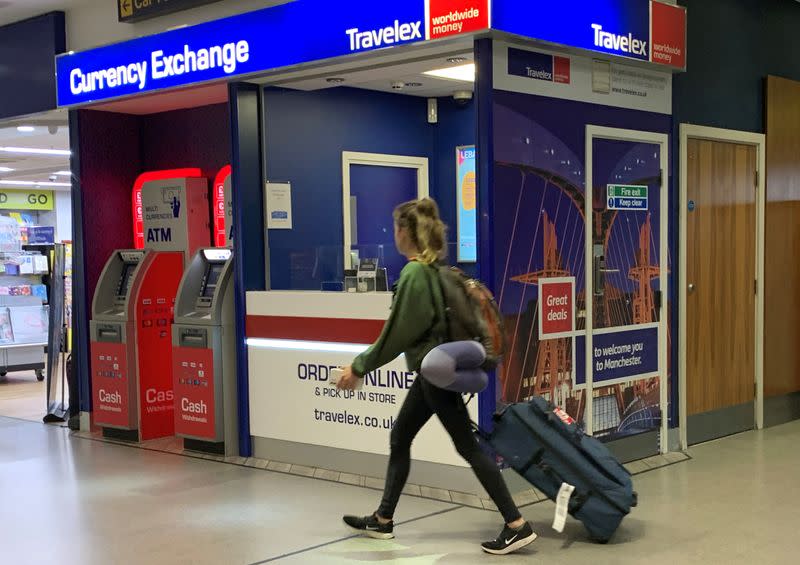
[171,248,237,455]
[90,174,210,441]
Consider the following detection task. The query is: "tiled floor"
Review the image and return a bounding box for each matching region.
[2,415,799,564]
[71,428,690,511]
[0,370,52,422]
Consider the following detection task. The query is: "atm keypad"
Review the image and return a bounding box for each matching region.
[96,355,124,379]
[177,360,209,387]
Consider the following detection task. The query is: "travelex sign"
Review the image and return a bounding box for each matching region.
[57,0,685,107]
[58,0,490,106]
[492,0,686,69]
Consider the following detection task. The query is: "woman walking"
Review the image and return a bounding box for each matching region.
[337,198,537,556]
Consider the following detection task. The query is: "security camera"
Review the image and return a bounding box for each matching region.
[391,81,406,91]
[48,125,59,135]
[452,90,473,106]
[49,174,58,182]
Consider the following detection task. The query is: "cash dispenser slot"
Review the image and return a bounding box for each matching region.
[96,324,122,343]
[179,328,208,349]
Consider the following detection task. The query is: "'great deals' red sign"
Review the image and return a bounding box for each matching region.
[428,0,489,40]
[538,277,575,339]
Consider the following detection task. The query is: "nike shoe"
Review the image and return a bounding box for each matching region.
[343,513,395,539]
[481,521,538,555]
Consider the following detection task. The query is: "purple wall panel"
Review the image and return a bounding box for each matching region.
[77,110,141,302]
[78,103,231,300]
[141,103,231,178]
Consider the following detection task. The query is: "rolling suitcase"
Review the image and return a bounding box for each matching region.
[483,397,637,543]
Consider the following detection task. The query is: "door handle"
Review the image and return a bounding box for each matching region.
[593,244,605,296]
[688,283,695,293]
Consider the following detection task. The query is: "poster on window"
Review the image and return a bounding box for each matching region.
[456,146,477,262]
[490,85,672,442]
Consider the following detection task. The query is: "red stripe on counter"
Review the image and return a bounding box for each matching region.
[246,315,385,344]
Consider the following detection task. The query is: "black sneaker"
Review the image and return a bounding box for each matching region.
[343,513,395,539]
[481,521,538,555]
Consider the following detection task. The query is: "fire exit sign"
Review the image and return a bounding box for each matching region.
[607,184,648,211]
[118,0,222,23]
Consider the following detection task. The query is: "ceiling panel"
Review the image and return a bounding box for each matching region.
[0,0,83,27]
[0,109,70,190]
[274,51,475,98]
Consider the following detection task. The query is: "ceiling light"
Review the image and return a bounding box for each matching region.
[16,126,35,133]
[423,63,475,82]
[0,167,14,173]
[0,147,71,156]
[447,57,469,64]
[54,170,71,176]
[0,180,71,187]
[326,77,345,84]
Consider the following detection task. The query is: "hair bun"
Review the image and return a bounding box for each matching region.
[416,198,440,218]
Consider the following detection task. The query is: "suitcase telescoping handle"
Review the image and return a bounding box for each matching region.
[471,419,490,440]
[470,404,511,440]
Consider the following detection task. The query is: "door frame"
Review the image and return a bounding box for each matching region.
[678,124,766,451]
[585,126,670,453]
[341,151,429,274]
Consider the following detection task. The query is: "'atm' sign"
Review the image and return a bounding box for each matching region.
[428,0,489,40]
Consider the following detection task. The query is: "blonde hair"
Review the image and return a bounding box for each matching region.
[393,198,447,265]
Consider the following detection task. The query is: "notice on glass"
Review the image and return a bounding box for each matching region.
[456,146,477,263]
[266,182,293,230]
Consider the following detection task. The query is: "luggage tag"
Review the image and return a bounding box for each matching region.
[552,482,575,533]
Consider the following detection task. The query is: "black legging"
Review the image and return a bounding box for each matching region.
[377,377,522,524]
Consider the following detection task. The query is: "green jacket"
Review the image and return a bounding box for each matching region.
[352,261,447,377]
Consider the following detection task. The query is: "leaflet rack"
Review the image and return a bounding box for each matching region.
[0,250,50,380]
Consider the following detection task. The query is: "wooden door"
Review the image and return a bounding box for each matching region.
[686,139,756,421]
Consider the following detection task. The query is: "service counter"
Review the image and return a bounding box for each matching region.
[245,290,479,470]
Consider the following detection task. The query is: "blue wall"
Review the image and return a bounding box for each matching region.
[434,97,478,270]
[263,87,475,290]
[674,0,800,132]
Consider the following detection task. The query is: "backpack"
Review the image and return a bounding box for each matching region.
[435,265,507,370]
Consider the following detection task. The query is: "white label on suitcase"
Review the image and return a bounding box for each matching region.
[553,407,575,425]
[553,482,575,533]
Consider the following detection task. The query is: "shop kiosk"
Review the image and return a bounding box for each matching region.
[171,248,237,455]
[90,175,210,441]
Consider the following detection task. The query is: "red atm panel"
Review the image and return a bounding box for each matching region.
[135,252,184,441]
[173,347,216,439]
[91,341,131,428]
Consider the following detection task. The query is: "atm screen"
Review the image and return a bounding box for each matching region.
[116,263,136,300]
[201,264,224,299]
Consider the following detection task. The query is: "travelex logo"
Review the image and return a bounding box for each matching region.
[429,1,486,39]
[346,20,422,51]
[507,48,571,85]
[69,40,250,96]
[592,23,648,58]
[346,0,488,52]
